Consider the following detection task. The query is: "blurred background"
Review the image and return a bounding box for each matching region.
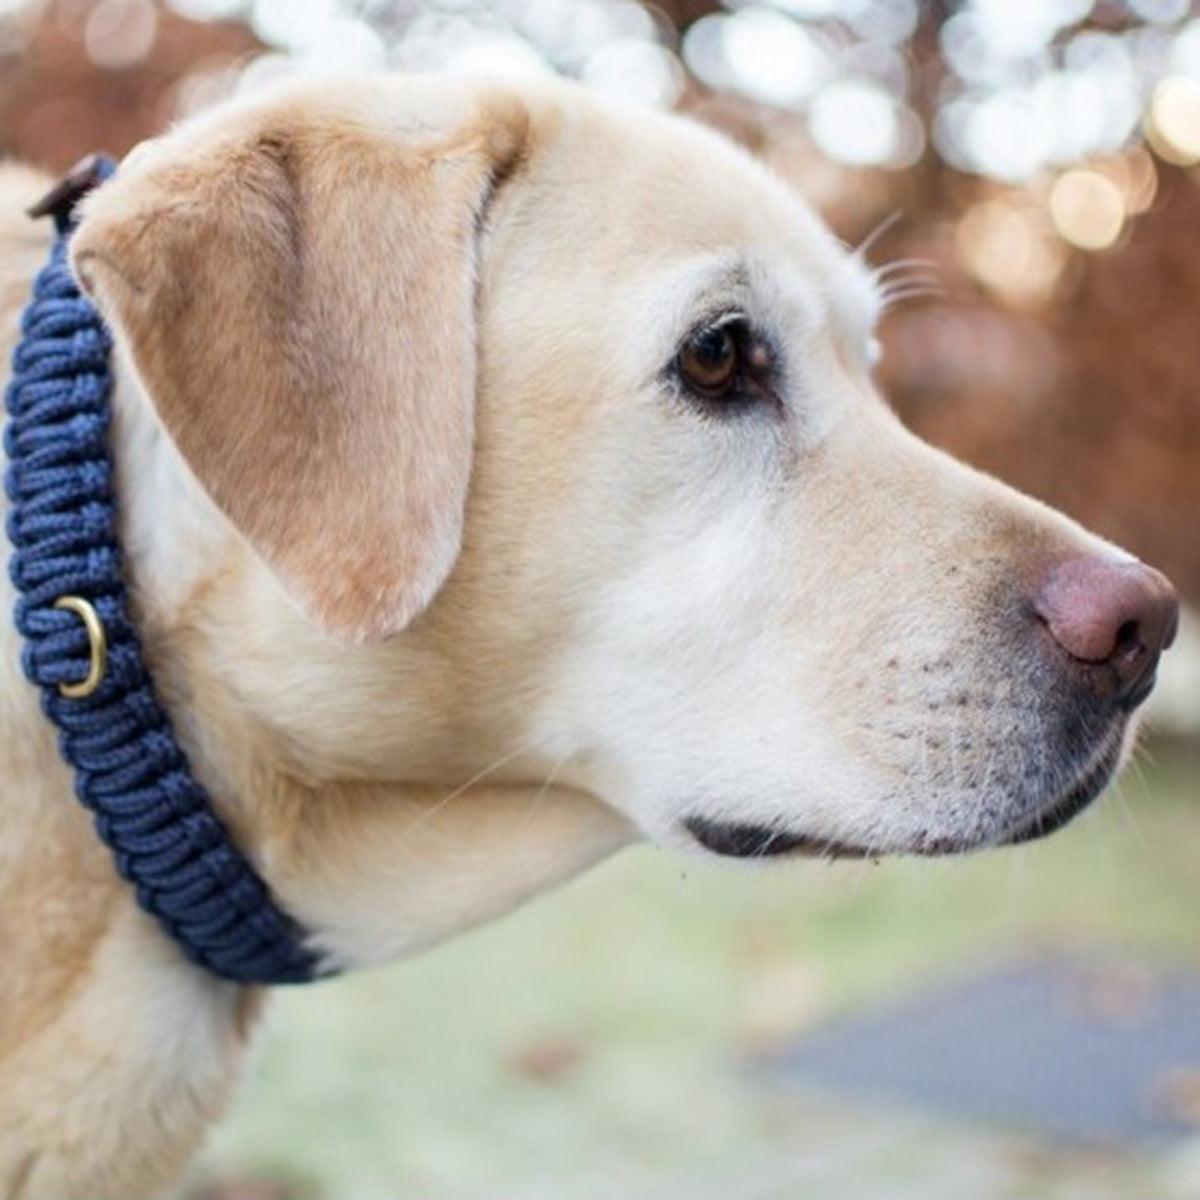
[3,1,1200,1196]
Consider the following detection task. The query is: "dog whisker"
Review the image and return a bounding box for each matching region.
[878,279,943,297]
[519,749,576,827]
[877,272,942,292]
[402,733,553,836]
[879,290,943,309]
[1109,773,1151,855]
[852,208,903,260]
[872,256,939,277]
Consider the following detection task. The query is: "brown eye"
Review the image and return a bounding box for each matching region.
[679,325,738,395]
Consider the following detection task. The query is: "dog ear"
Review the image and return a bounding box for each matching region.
[71,86,527,641]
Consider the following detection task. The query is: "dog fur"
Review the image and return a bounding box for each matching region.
[0,75,1157,1197]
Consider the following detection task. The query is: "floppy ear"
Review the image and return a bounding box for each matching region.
[71,87,526,641]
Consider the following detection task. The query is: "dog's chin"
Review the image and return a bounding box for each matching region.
[683,722,1130,862]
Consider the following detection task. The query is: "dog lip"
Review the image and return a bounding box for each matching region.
[683,816,871,860]
[686,726,1125,862]
[1119,668,1158,713]
[687,714,1126,861]
[1001,731,1124,846]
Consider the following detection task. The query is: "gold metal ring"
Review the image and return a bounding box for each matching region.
[54,596,107,699]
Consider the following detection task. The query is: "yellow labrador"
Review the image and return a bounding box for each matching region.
[0,74,1178,1198]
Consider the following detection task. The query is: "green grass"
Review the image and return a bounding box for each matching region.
[197,750,1200,1200]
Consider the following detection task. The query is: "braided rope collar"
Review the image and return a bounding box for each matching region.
[4,157,325,985]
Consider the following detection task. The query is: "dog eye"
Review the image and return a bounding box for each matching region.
[679,325,739,396]
[673,316,778,416]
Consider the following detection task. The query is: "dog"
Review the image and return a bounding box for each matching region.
[0,73,1178,1198]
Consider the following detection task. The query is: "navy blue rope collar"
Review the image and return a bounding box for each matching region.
[4,157,324,984]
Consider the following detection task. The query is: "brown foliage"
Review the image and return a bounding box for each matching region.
[0,0,257,171]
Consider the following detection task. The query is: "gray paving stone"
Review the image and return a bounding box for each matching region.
[772,955,1200,1146]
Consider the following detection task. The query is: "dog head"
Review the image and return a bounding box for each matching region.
[72,75,1178,867]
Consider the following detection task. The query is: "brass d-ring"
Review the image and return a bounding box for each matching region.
[54,596,107,699]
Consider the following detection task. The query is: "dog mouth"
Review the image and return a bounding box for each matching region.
[683,724,1127,861]
[683,816,874,860]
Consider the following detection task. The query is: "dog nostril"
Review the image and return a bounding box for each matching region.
[1113,619,1140,658]
[1110,619,1149,692]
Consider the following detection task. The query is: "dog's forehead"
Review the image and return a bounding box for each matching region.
[509,88,878,340]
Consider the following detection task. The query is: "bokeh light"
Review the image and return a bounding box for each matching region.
[956,198,1068,304]
[1148,74,1200,164]
[85,0,159,68]
[1099,145,1160,213]
[808,80,920,168]
[684,8,833,110]
[583,38,683,107]
[1049,168,1127,250]
[19,0,1192,196]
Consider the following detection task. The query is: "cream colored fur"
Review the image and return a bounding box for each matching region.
[0,76,1146,1197]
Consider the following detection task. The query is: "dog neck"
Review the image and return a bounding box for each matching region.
[2,334,633,978]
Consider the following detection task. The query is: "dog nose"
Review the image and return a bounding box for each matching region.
[1033,557,1180,707]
